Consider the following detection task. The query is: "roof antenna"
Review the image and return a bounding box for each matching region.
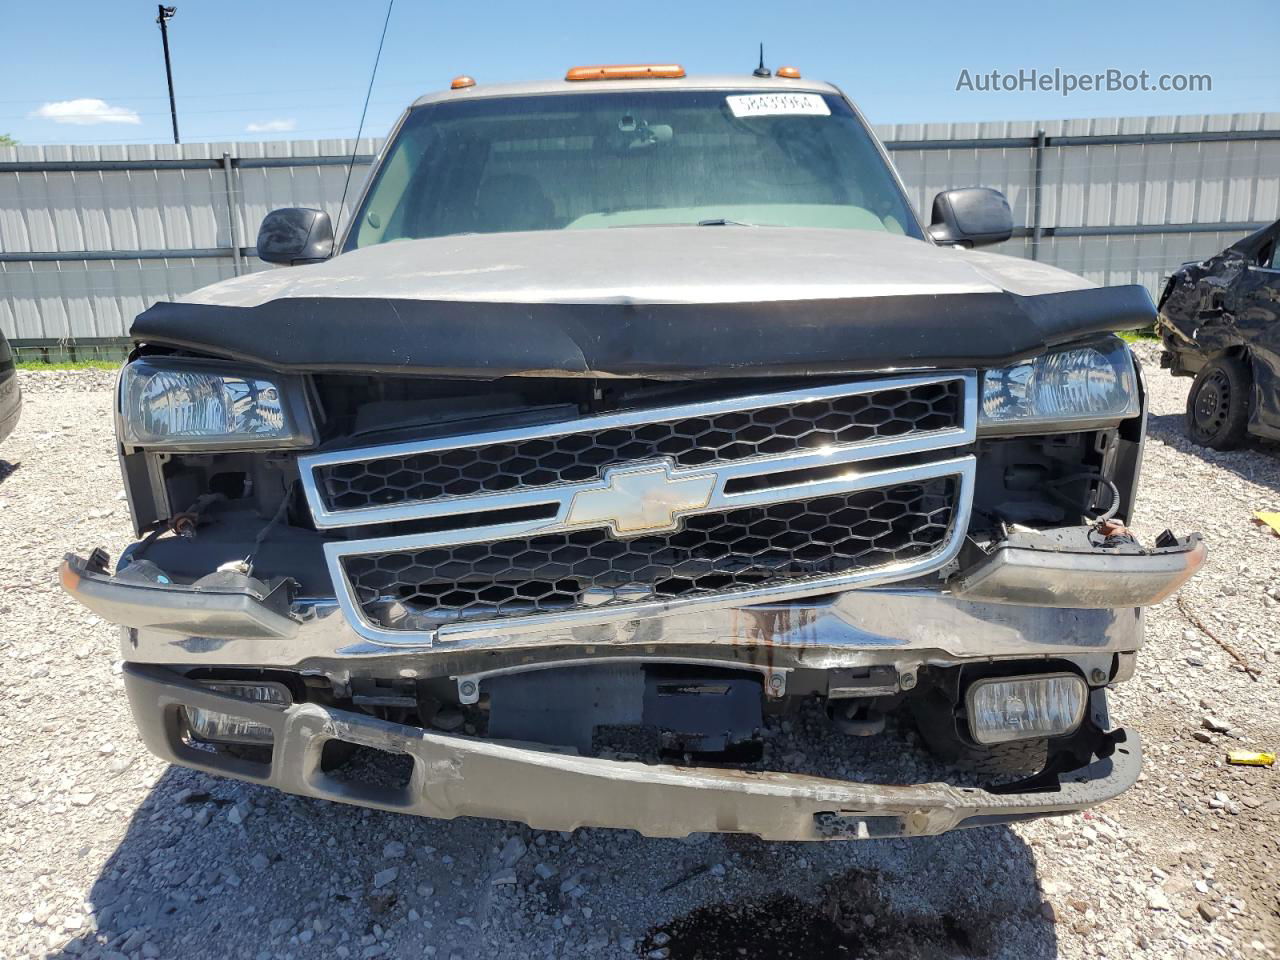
[335,0,395,247]
[753,43,771,78]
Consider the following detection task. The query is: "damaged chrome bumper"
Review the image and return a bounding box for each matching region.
[123,664,1141,841]
[61,529,1204,681]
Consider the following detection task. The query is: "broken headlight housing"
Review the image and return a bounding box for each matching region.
[980,339,1139,429]
[120,358,314,450]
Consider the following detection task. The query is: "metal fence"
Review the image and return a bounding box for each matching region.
[2,110,1278,357]
[877,112,1280,298]
[0,138,380,357]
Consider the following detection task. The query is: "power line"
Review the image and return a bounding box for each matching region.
[0,98,413,122]
[335,0,395,243]
[0,83,433,106]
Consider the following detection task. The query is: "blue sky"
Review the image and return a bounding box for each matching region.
[2,0,1275,145]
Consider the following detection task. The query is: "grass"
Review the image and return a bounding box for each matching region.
[1120,326,1159,343]
[15,359,120,371]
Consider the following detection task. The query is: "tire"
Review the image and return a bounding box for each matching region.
[910,693,1047,779]
[932,737,1049,779]
[1186,355,1251,450]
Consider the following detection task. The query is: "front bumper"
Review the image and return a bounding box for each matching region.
[60,530,1204,681]
[124,664,1141,842]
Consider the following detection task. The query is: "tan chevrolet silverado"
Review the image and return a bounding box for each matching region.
[62,64,1203,841]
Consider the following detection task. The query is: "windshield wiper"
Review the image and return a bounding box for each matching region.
[696,218,757,227]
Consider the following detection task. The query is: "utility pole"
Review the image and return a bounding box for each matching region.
[156,5,179,144]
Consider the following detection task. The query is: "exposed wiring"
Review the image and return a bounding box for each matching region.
[128,483,295,577]
[132,492,228,561]
[170,492,228,538]
[244,482,299,578]
[1046,472,1120,522]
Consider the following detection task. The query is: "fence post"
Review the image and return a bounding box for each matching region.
[220,152,243,276]
[1030,129,1046,261]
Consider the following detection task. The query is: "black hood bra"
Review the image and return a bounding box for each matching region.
[131,284,1154,380]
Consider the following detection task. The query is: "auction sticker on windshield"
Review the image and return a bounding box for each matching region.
[726,93,831,118]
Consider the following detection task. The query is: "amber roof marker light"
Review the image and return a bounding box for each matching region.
[451,75,476,89]
[776,66,802,79]
[565,64,685,82]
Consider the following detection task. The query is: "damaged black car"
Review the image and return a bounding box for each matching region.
[1158,218,1280,449]
[61,68,1203,841]
[0,328,20,445]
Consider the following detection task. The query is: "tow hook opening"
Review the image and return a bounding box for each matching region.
[319,742,416,801]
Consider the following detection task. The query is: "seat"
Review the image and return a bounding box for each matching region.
[473,173,556,233]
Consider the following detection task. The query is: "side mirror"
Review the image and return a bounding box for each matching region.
[928,188,1013,248]
[256,207,334,266]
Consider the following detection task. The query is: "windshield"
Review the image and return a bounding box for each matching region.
[346,90,921,249]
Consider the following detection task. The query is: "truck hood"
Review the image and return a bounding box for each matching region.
[181,227,1092,306]
[134,227,1155,379]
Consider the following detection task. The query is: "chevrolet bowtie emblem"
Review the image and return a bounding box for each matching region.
[565,461,717,536]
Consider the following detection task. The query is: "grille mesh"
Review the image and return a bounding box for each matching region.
[317,381,962,512]
[342,477,957,630]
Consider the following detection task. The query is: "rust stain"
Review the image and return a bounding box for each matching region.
[724,605,821,675]
[739,606,819,645]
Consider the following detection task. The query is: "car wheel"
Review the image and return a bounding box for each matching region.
[910,693,1047,781]
[1186,355,1251,450]
[931,737,1049,779]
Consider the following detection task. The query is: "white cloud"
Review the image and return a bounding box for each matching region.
[31,98,141,125]
[245,118,297,133]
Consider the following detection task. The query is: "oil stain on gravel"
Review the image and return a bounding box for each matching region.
[640,868,997,959]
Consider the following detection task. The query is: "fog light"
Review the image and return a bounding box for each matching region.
[966,674,1086,745]
[184,681,291,745]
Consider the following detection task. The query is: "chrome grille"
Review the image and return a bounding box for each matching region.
[302,377,967,528]
[303,373,978,645]
[343,478,958,630]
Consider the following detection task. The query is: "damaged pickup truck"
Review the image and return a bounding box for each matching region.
[62,67,1205,842]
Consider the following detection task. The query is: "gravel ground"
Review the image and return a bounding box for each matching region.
[1,345,1278,960]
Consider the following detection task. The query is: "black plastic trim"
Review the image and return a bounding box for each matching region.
[130,285,1156,380]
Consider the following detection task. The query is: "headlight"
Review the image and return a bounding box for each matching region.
[120,358,314,449]
[980,339,1139,429]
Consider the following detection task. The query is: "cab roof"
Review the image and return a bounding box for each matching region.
[410,73,839,109]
